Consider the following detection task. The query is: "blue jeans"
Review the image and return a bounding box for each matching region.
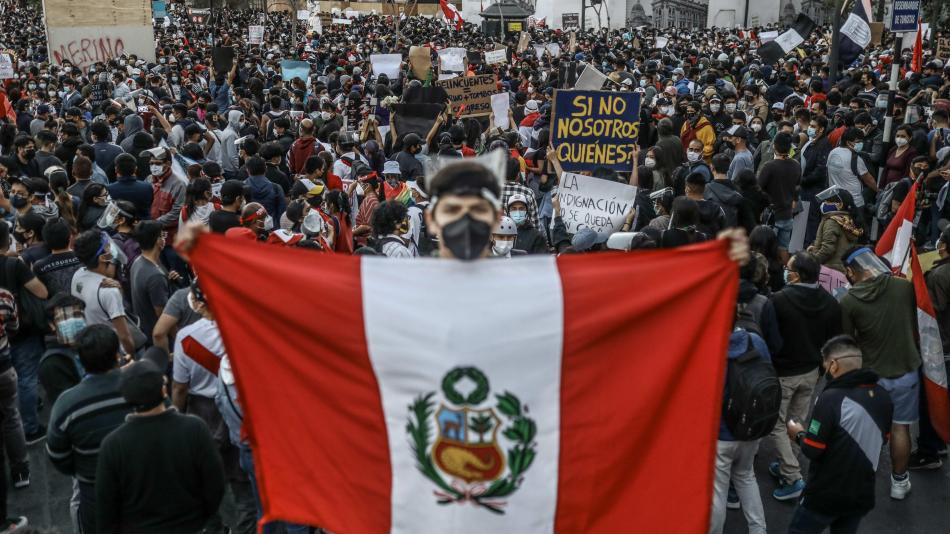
[10,335,44,434]
[773,218,794,250]
[238,445,310,534]
[788,505,864,534]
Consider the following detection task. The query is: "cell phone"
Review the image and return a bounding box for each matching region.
[137,106,150,113]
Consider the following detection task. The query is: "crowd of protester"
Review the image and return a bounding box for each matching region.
[0,0,949,531]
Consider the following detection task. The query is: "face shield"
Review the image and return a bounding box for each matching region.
[816,185,844,203]
[843,247,891,279]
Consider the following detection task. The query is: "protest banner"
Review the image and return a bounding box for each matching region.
[938,35,950,59]
[758,31,778,44]
[212,46,235,73]
[0,54,13,79]
[331,18,353,25]
[435,74,495,117]
[151,0,166,18]
[390,103,445,140]
[555,172,638,240]
[438,47,467,72]
[546,43,561,58]
[562,13,579,29]
[655,36,669,49]
[248,25,264,45]
[550,90,641,172]
[485,48,507,65]
[370,54,402,79]
[491,93,509,129]
[517,32,530,53]
[280,60,311,82]
[574,64,607,90]
[297,9,310,20]
[409,46,432,79]
[43,0,156,69]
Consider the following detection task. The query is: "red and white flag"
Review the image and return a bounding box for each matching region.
[875,179,917,275]
[876,182,950,442]
[190,235,739,533]
[439,0,464,30]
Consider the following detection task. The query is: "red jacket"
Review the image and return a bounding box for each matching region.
[288,137,321,176]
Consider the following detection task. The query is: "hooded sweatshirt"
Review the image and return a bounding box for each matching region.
[704,179,743,228]
[770,284,843,376]
[120,115,145,154]
[245,174,286,223]
[840,274,921,378]
[219,110,243,174]
[288,136,319,176]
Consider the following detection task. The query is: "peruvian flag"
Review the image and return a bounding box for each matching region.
[911,20,923,73]
[439,0,464,30]
[876,183,950,442]
[189,235,739,533]
[875,179,917,275]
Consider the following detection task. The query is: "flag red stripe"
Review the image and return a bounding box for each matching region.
[875,180,917,258]
[803,437,826,450]
[554,241,738,533]
[181,335,221,375]
[923,379,950,443]
[190,235,391,532]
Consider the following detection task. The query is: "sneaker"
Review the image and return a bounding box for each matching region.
[10,468,29,489]
[24,426,45,446]
[726,486,740,510]
[890,473,912,500]
[908,451,943,470]
[768,460,781,479]
[2,516,27,531]
[772,478,805,501]
[938,448,948,458]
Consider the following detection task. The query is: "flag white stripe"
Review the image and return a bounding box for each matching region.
[884,219,914,275]
[918,309,948,388]
[363,256,563,534]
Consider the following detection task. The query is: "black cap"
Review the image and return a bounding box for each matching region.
[119,360,165,412]
[219,179,246,202]
[427,160,501,201]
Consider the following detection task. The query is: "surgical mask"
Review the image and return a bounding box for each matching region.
[710,104,721,113]
[510,210,527,225]
[644,157,656,168]
[807,127,817,139]
[895,137,908,147]
[783,269,794,285]
[150,164,165,176]
[493,240,514,256]
[639,79,646,88]
[687,150,702,163]
[725,103,736,113]
[853,142,864,152]
[751,123,762,133]
[821,202,838,214]
[55,317,87,346]
[320,111,331,121]
[441,213,491,261]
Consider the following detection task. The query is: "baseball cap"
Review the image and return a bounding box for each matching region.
[726,125,748,138]
[507,193,528,208]
[771,102,785,110]
[119,360,165,412]
[36,104,52,114]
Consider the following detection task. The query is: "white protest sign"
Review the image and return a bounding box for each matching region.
[491,93,509,129]
[759,31,778,44]
[0,54,13,79]
[297,9,310,20]
[533,44,546,58]
[485,48,507,65]
[438,47,466,72]
[557,172,638,241]
[370,54,402,79]
[437,72,458,81]
[546,43,561,58]
[574,63,607,90]
[44,0,156,69]
[655,36,669,49]
[332,18,352,25]
[248,25,264,45]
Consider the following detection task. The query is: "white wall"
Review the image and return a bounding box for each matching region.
[706,0,781,28]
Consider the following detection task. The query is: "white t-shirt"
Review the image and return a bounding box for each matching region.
[71,268,126,326]
[173,318,224,398]
[827,147,868,208]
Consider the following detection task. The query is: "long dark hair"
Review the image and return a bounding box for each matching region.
[77,183,107,231]
[183,178,212,222]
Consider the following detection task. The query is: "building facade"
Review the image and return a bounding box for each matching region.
[626,0,653,27]
[651,0,707,29]
[800,0,831,26]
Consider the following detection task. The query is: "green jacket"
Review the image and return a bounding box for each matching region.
[841,274,921,378]
[809,213,862,273]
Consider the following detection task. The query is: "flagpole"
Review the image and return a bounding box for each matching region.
[881,30,904,185]
[829,0,845,84]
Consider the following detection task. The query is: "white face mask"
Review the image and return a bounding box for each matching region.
[149,164,165,176]
[644,157,656,168]
[320,111,331,121]
[493,240,514,256]
[687,150,702,163]
[725,103,736,113]
[751,123,762,133]
[895,137,909,147]
[264,215,274,231]
[710,104,721,113]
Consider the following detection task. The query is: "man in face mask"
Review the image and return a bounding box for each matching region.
[38,293,88,406]
[423,161,504,260]
[680,101,716,163]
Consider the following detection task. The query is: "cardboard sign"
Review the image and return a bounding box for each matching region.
[409,46,431,79]
[485,48,507,65]
[574,64,607,91]
[370,54,402,79]
[297,9,310,21]
[248,25,264,45]
[435,74,496,117]
[517,32,530,53]
[491,93,509,129]
[550,90,642,172]
[938,36,950,59]
[0,54,13,79]
[556,172,638,241]
[44,0,156,69]
[212,46,235,74]
[869,22,884,46]
[655,36,669,49]
[438,47,466,72]
[568,31,577,53]
[280,60,311,82]
[562,13,579,29]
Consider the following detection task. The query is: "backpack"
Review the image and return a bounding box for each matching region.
[724,335,782,441]
[735,296,766,337]
[414,209,436,257]
[372,236,404,255]
[875,176,912,220]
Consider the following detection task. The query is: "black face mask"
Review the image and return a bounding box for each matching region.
[441,213,491,261]
[13,229,29,244]
[10,194,28,209]
[23,148,36,160]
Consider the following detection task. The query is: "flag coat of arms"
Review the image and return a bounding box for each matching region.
[190,235,739,533]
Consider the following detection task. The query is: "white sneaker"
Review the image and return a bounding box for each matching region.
[890,474,911,500]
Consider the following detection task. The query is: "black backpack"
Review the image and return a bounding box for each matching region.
[724,335,781,441]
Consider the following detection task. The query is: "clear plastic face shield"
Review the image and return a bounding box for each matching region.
[816,185,844,203]
[844,247,890,279]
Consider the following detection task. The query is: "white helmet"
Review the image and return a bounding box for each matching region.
[495,216,518,236]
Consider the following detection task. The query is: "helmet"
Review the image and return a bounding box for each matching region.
[495,216,518,236]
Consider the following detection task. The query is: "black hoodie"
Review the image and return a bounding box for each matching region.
[770,284,843,377]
